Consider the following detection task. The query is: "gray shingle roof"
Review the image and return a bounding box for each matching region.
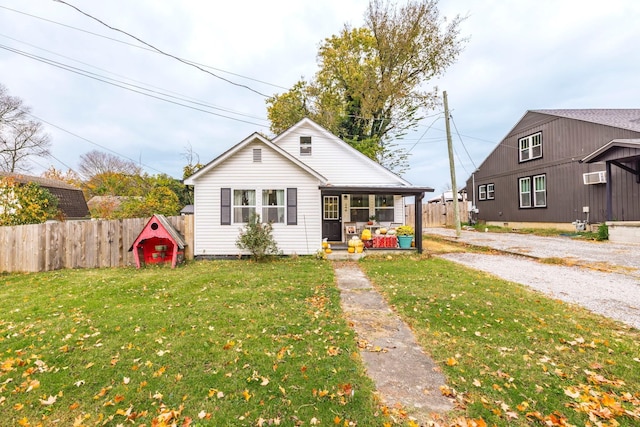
[531,109,640,133]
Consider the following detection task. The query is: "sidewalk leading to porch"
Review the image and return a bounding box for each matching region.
[333,262,452,422]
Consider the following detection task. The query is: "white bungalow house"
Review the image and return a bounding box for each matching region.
[183,118,433,257]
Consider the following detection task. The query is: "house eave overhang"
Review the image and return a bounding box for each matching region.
[580,139,640,163]
[319,185,434,196]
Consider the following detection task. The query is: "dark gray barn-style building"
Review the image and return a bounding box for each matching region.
[467,109,640,228]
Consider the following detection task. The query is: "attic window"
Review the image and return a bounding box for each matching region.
[253,148,262,162]
[300,136,312,156]
[519,132,542,162]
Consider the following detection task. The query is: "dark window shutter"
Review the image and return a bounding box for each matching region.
[221,188,231,225]
[287,188,297,225]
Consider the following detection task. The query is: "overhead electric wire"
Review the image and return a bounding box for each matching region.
[0,44,269,127]
[24,110,169,177]
[0,4,289,92]
[46,152,78,175]
[450,114,478,170]
[53,0,272,98]
[407,113,444,153]
[0,33,268,122]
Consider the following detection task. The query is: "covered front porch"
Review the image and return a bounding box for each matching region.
[320,185,433,254]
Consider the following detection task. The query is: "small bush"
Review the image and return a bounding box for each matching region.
[236,213,280,261]
[596,223,609,241]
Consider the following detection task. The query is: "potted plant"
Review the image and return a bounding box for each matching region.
[368,215,376,225]
[395,225,414,249]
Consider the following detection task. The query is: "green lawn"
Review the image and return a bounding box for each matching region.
[360,253,640,426]
[2,251,639,427]
[0,260,380,426]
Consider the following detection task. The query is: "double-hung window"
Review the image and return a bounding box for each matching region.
[349,194,370,222]
[223,188,296,225]
[478,184,494,201]
[533,175,546,207]
[486,183,495,200]
[300,136,312,156]
[374,195,394,221]
[262,189,285,223]
[519,174,546,208]
[519,178,531,208]
[233,189,255,223]
[519,132,542,162]
[478,185,487,200]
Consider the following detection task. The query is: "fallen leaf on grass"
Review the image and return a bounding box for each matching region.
[39,395,57,406]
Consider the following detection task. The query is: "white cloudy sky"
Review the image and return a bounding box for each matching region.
[1,0,639,192]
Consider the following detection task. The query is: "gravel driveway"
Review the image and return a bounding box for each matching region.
[425,228,640,330]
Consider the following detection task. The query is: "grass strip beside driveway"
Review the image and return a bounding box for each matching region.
[360,254,640,426]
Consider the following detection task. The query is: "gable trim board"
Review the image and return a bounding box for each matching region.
[184,118,433,256]
[581,139,640,163]
[468,110,640,226]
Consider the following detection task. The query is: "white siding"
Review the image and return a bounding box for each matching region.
[394,195,405,224]
[275,121,407,186]
[193,141,322,256]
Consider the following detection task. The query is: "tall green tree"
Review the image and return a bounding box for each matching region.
[267,0,464,174]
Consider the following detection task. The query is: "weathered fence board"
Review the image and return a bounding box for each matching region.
[405,201,469,228]
[1,204,461,274]
[0,215,194,273]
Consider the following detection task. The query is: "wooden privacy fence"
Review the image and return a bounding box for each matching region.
[405,201,469,228]
[0,215,194,273]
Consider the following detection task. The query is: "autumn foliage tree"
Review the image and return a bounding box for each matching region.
[117,186,181,219]
[77,150,187,218]
[266,0,464,174]
[0,177,59,225]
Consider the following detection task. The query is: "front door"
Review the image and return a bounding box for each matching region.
[322,195,342,241]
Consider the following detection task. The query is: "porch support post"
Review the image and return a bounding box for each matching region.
[606,161,613,221]
[415,192,424,253]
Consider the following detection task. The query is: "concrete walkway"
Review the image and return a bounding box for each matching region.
[333,263,452,421]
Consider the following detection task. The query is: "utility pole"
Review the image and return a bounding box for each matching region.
[443,91,461,238]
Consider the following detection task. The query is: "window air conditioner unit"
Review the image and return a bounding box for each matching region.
[583,171,607,185]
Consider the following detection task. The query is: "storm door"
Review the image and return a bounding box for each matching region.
[322,195,342,241]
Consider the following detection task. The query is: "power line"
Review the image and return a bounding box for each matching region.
[407,114,444,153]
[450,113,478,170]
[0,33,268,122]
[23,110,169,177]
[0,44,268,126]
[53,0,271,97]
[0,4,290,92]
